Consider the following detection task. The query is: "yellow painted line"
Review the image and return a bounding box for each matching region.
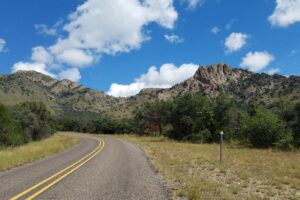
[10,136,104,200]
[26,139,105,200]
[10,138,102,200]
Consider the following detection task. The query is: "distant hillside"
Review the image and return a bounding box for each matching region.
[0,71,125,116]
[1,64,299,117]
[132,64,300,104]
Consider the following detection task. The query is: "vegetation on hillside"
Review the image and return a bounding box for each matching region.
[52,94,300,150]
[132,94,300,149]
[1,93,299,150]
[55,111,131,134]
[0,102,54,147]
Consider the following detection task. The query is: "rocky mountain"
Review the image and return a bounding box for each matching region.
[0,63,299,117]
[131,63,300,104]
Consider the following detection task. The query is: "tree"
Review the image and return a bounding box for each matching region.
[166,95,199,140]
[240,108,292,148]
[133,101,168,135]
[0,104,23,146]
[209,94,234,142]
[274,100,300,148]
[11,102,54,141]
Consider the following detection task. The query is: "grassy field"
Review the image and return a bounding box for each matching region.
[109,134,300,200]
[0,133,78,171]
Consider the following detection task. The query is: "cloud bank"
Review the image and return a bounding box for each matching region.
[107,63,198,97]
[12,0,179,82]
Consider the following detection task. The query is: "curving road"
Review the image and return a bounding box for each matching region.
[0,134,168,200]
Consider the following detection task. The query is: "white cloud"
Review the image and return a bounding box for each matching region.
[269,0,300,27]
[107,83,146,98]
[57,68,81,82]
[181,0,205,9]
[240,51,275,72]
[31,46,53,64]
[56,49,94,67]
[50,0,178,57]
[12,62,56,78]
[107,63,198,97]
[266,68,280,75]
[224,32,249,54]
[12,0,179,82]
[0,38,6,52]
[34,24,57,36]
[164,34,184,43]
[211,26,221,34]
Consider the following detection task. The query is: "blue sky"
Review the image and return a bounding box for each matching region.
[0,0,299,97]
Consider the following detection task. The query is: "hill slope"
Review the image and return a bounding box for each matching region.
[133,63,300,102]
[0,71,124,115]
[1,63,300,116]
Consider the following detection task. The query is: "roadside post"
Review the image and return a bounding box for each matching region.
[220,131,224,164]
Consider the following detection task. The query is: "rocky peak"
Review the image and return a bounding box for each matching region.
[193,63,251,86]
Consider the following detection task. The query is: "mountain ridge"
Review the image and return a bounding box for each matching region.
[1,64,299,117]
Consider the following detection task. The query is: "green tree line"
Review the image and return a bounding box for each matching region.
[132,94,300,149]
[1,95,299,150]
[54,111,132,134]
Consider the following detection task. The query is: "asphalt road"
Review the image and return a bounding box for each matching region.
[0,134,168,200]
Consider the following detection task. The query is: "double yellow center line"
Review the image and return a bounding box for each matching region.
[10,137,105,200]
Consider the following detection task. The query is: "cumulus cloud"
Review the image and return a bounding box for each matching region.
[56,49,94,67]
[12,62,56,78]
[31,46,53,64]
[211,26,221,34]
[0,38,6,52]
[12,0,179,82]
[240,51,275,72]
[50,0,178,58]
[164,34,184,43]
[181,0,205,9]
[107,83,145,98]
[57,68,81,82]
[266,68,280,75]
[224,32,249,54]
[269,0,300,27]
[107,63,198,97]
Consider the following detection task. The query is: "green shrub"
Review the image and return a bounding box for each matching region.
[0,104,24,146]
[240,108,291,148]
[11,102,54,141]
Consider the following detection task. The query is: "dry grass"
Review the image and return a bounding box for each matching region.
[109,134,300,200]
[0,133,78,171]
